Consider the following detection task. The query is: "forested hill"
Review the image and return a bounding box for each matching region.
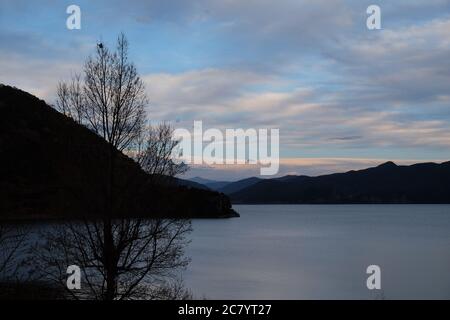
[0,85,238,220]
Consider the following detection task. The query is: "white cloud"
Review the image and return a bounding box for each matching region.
[0,52,81,101]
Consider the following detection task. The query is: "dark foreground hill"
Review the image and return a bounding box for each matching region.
[230,161,450,204]
[0,85,238,220]
[187,177,262,193]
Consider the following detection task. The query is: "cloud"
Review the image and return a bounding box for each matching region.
[330,17,450,105]
[143,68,269,107]
[1,0,449,179]
[0,52,81,100]
[142,64,450,153]
[0,28,92,100]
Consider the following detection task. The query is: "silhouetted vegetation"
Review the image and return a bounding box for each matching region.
[30,219,192,300]
[0,85,236,219]
[0,34,237,300]
[136,122,188,185]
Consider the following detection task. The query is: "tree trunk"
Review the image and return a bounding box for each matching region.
[103,145,117,300]
[103,218,116,300]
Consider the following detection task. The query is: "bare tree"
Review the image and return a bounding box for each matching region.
[47,34,193,300]
[136,122,188,184]
[55,73,84,124]
[56,34,147,151]
[32,219,192,300]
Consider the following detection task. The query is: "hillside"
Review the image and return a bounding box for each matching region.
[0,85,238,220]
[188,177,230,191]
[217,177,262,194]
[230,161,450,204]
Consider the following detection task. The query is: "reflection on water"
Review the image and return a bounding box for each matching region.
[2,205,450,299]
[185,205,450,299]
[0,219,192,300]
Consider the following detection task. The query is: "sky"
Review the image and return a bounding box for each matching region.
[1,0,450,180]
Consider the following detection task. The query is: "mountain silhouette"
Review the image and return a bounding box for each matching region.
[217,177,262,194]
[187,177,262,192]
[188,177,230,190]
[230,161,450,203]
[0,84,238,219]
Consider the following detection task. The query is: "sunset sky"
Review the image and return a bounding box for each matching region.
[1,0,449,180]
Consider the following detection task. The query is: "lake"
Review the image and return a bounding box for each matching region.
[184,204,450,299]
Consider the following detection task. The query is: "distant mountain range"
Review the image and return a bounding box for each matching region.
[191,161,450,204]
[188,177,230,190]
[189,176,262,194]
[0,85,238,220]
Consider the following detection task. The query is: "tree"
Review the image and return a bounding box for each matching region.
[136,122,188,184]
[56,34,147,152]
[47,33,192,300]
[32,219,192,300]
[55,73,84,124]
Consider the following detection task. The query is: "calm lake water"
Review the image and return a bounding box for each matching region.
[184,205,450,299]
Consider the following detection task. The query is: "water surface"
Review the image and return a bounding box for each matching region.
[184,205,450,299]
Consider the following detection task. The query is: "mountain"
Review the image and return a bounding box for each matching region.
[189,177,216,185]
[218,177,262,194]
[230,161,450,204]
[188,177,230,191]
[205,181,230,190]
[0,84,238,220]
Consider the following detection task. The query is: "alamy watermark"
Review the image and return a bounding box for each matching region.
[366,265,381,290]
[66,265,81,290]
[66,5,81,30]
[66,4,381,31]
[367,5,381,30]
[173,121,279,176]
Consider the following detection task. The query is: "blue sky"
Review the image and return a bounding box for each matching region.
[1,0,450,180]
